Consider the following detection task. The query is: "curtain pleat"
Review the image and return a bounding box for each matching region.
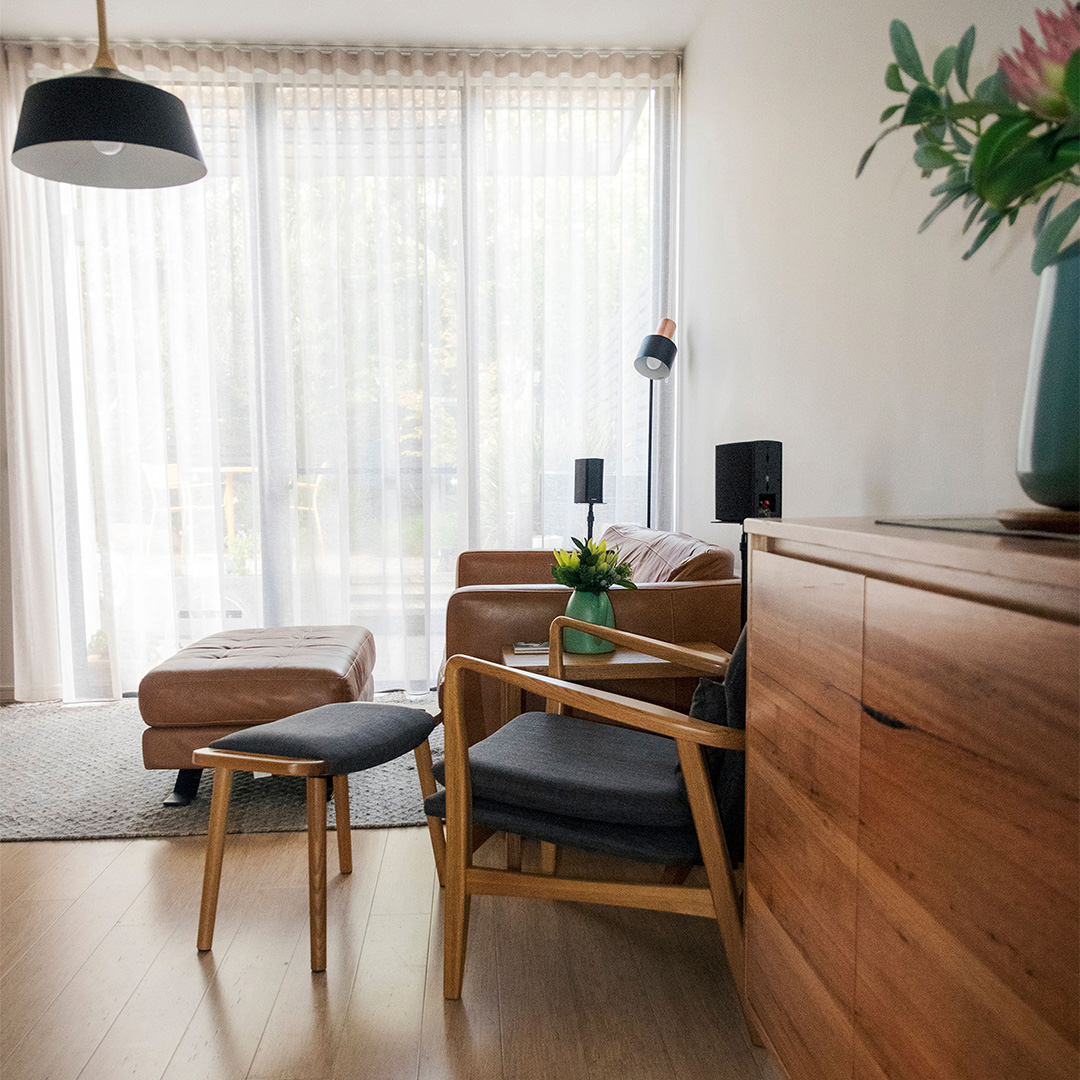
[1,41,679,700]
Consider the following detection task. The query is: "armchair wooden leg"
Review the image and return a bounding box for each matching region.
[197,767,233,951]
[677,741,746,1000]
[539,841,557,876]
[414,741,446,887]
[660,864,693,885]
[505,832,522,871]
[306,777,328,973]
[332,774,352,874]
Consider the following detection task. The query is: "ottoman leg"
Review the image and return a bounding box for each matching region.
[197,768,233,951]
[332,775,352,874]
[164,768,203,807]
[306,777,328,972]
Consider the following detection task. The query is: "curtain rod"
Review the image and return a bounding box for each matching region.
[1,37,683,60]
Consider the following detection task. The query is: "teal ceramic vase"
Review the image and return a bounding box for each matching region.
[562,589,616,653]
[1017,250,1080,510]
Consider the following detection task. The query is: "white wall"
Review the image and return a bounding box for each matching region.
[679,0,1042,558]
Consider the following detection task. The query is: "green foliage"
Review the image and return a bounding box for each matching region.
[858,17,1080,273]
[551,537,637,594]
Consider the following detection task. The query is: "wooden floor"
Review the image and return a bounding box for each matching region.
[0,827,781,1080]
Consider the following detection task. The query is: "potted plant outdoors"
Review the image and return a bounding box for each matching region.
[551,537,637,653]
[858,5,1080,511]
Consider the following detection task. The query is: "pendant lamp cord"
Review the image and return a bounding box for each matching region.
[93,0,118,69]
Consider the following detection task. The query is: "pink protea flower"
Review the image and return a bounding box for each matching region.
[999,4,1080,119]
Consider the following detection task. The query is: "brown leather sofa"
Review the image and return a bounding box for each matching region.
[441,524,741,745]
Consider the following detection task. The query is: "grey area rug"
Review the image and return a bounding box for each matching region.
[0,693,443,842]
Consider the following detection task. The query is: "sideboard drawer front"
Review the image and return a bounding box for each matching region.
[747,551,864,1080]
[857,579,1079,1080]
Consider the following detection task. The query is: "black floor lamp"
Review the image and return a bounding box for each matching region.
[634,319,677,528]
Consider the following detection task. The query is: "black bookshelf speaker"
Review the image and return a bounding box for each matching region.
[714,441,782,522]
[574,458,604,504]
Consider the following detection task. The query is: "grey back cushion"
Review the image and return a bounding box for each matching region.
[689,626,746,863]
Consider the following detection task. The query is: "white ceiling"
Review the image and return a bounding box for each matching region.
[0,0,708,51]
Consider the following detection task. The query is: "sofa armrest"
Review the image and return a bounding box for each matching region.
[440,579,742,744]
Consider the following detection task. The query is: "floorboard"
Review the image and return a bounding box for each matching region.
[0,829,777,1080]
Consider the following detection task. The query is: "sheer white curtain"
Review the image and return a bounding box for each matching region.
[1,42,679,700]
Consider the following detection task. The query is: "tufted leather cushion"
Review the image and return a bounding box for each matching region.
[600,524,735,583]
[210,701,435,775]
[139,626,375,730]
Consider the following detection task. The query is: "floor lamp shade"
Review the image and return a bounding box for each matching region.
[12,68,206,189]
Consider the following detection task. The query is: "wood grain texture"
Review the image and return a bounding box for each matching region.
[856,580,1079,1080]
[0,830,775,1080]
[745,551,863,1080]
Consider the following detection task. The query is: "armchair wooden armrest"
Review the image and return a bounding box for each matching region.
[442,652,745,751]
[547,616,731,682]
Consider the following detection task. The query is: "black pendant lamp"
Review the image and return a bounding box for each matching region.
[11,0,206,189]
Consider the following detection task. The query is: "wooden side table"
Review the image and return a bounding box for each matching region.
[499,641,728,722]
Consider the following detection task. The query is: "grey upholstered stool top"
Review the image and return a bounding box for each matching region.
[211,701,437,774]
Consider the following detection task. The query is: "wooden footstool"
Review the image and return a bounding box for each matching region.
[139,626,376,805]
[194,701,440,972]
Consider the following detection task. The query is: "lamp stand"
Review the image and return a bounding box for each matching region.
[645,380,654,529]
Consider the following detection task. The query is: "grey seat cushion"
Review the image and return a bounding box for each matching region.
[210,702,436,775]
[424,790,700,865]
[431,711,692,829]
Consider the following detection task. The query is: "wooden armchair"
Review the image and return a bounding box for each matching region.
[429,616,752,1034]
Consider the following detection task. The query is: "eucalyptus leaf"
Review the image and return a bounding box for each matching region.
[918,187,967,232]
[962,197,986,232]
[973,70,1011,105]
[963,211,1004,258]
[856,123,903,177]
[955,26,975,94]
[914,144,956,170]
[947,119,972,154]
[1035,194,1059,236]
[885,63,905,93]
[1032,199,1080,273]
[902,84,943,125]
[890,20,928,84]
[880,104,903,123]
[932,46,957,89]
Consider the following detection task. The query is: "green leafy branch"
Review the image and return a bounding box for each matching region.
[858,20,1080,272]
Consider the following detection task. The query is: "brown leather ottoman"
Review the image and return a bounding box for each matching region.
[139,626,376,805]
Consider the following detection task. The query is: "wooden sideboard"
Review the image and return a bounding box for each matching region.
[743,518,1079,1080]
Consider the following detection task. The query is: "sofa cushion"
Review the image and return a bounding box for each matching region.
[601,524,734,583]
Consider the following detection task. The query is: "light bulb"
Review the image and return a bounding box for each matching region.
[92,140,125,156]
[646,356,662,370]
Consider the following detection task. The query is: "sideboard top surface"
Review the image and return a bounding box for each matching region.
[744,517,1079,594]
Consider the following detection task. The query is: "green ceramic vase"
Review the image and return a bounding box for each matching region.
[562,589,616,653]
[1017,250,1080,510]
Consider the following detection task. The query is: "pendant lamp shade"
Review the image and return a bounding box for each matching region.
[10,0,205,189]
[12,67,206,189]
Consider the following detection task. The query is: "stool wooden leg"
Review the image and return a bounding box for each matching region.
[306,776,328,972]
[197,768,233,951]
[332,774,352,874]
[413,740,446,887]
